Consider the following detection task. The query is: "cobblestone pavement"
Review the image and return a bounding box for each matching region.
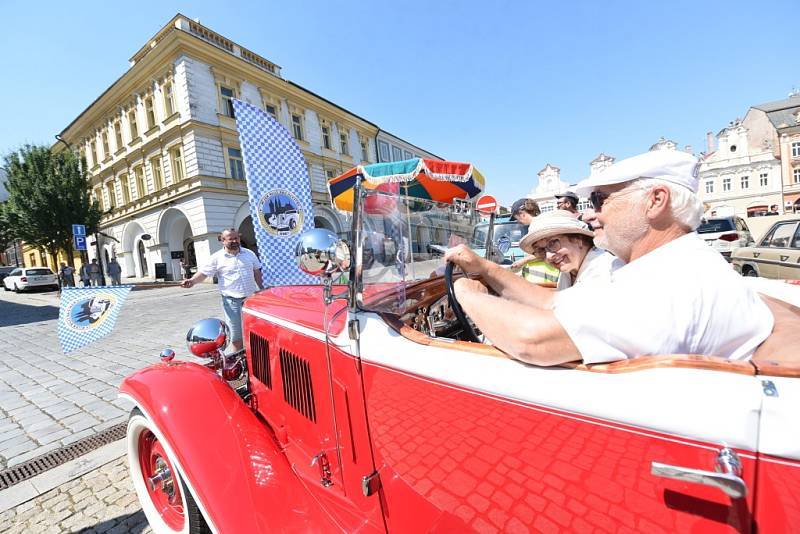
[0,455,152,534]
[0,285,220,469]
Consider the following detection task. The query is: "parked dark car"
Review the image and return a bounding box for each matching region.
[0,266,15,285]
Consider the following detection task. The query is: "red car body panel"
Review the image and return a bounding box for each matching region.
[361,360,756,533]
[120,362,341,533]
[125,285,800,533]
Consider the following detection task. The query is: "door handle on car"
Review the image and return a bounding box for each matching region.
[650,448,747,499]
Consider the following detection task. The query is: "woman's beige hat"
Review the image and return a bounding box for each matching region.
[519,210,594,254]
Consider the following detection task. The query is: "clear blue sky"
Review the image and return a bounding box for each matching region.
[1,0,797,206]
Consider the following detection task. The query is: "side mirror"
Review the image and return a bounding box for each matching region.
[295,229,351,277]
[186,318,229,357]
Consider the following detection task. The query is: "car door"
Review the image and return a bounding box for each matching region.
[358,315,761,533]
[6,268,21,288]
[776,223,800,280]
[759,222,799,279]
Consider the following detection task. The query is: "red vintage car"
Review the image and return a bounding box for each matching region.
[121,191,800,533]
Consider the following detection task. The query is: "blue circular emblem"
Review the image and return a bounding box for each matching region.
[257,189,304,237]
[66,293,116,332]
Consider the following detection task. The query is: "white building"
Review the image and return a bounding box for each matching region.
[698,111,782,218]
[58,15,439,281]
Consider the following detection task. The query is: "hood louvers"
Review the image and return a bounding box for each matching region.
[280,349,317,422]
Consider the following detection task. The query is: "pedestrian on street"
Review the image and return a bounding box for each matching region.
[107,257,122,285]
[59,262,76,287]
[89,259,102,286]
[79,262,91,287]
[181,228,263,351]
[554,191,583,220]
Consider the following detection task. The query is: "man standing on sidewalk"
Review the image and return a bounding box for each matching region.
[107,257,122,285]
[88,259,102,286]
[58,262,75,287]
[181,228,263,351]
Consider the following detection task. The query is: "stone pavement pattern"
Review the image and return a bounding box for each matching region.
[0,456,152,534]
[0,285,220,469]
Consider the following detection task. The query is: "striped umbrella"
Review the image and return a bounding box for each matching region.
[328,158,485,212]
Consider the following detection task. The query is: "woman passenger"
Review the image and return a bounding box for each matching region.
[519,210,621,286]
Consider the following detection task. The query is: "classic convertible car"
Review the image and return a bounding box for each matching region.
[121,189,800,533]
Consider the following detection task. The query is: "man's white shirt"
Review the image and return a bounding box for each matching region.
[553,233,774,364]
[200,247,261,298]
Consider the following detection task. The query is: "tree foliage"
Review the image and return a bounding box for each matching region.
[0,201,14,251]
[3,145,103,267]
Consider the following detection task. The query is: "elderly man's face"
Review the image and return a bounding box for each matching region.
[586,183,649,262]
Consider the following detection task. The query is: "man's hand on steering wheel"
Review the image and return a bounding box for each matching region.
[443,244,487,276]
[444,261,483,343]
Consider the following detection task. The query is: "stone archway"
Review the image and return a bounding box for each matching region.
[122,221,149,278]
[157,207,194,281]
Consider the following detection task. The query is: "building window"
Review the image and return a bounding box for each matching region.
[325,168,336,179]
[340,132,349,155]
[321,124,331,149]
[101,132,110,160]
[93,187,101,205]
[220,86,235,118]
[29,253,36,267]
[392,146,403,161]
[170,147,185,183]
[265,103,277,120]
[378,140,390,162]
[227,147,245,179]
[150,157,163,190]
[360,137,369,162]
[722,177,731,192]
[120,174,130,204]
[794,168,800,184]
[741,175,749,189]
[163,82,175,117]
[145,97,156,130]
[760,173,768,187]
[128,110,139,139]
[792,142,800,158]
[105,182,116,209]
[90,141,98,167]
[404,150,413,160]
[134,165,146,198]
[705,180,714,194]
[114,121,123,151]
[291,113,304,140]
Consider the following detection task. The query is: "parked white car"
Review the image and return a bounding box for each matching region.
[696,216,754,260]
[2,267,59,292]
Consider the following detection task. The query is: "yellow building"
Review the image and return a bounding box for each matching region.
[57,14,439,281]
[20,243,84,273]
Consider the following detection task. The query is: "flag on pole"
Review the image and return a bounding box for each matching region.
[58,286,132,353]
[232,99,317,287]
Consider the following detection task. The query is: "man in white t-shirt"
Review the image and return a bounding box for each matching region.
[181,228,263,351]
[446,150,774,366]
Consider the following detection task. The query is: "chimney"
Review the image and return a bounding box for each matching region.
[684,145,693,154]
[706,132,715,154]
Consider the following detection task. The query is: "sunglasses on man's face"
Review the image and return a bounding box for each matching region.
[589,191,611,211]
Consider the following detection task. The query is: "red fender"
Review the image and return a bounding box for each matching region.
[120,362,339,533]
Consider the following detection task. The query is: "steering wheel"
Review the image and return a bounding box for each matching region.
[444,262,482,343]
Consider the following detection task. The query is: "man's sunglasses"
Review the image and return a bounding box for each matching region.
[589,191,610,211]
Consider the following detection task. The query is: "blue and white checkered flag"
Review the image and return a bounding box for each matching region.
[58,286,132,353]
[232,99,317,287]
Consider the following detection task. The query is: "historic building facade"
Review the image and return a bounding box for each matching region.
[525,153,615,213]
[698,115,782,218]
[57,14,438,281]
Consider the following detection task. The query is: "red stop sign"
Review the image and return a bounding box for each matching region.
[475,195,498,214]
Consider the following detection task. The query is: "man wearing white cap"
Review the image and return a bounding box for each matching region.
[446,149,773,366]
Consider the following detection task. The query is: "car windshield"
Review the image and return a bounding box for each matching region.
[697,219,735,234]
[359,190,492,314]
[26,269,53,275]
[472,219,527,249]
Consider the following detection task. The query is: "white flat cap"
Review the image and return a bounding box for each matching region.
[519,210,594,254]
[575,150,700,195]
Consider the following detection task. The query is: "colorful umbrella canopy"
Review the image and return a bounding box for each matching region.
[328,158,485,212]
